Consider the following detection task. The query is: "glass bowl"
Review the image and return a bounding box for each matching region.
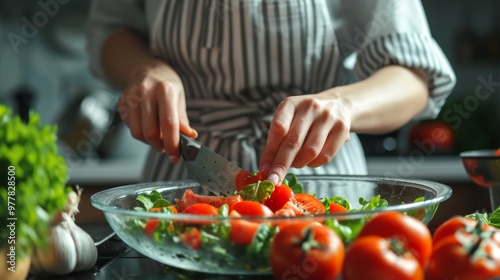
[460,149,500,211]
[91,175,452,275]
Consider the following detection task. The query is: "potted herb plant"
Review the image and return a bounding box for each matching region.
[0,104,83,279]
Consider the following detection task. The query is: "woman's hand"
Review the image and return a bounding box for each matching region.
[117,63,197,163]
[259,91,352,185]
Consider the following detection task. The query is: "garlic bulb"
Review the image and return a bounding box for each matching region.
[30,187,98,275]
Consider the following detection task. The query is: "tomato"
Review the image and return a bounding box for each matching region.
[149,205,178,214]
[182,203,219,215]
[342,236,423,280]
[495,148,500,156]
[175,189,242,212]
[427,233,500,280]
[179,228,202,250]
[357,211,432,267]
[408,120,455,153]
[235,170,266,191]
[329,202,349,213]
[228,210,260,245]
[293,193,325,215]
[263,184,295,212]
[144,219,159,237]
[433,216,482,246]
[271,222,344,280]
[275,201,303,217]
[230,201,273,217]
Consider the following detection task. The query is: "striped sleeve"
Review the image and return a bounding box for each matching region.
[353,32,456,120]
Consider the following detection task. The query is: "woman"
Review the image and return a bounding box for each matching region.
[86,0,456,185]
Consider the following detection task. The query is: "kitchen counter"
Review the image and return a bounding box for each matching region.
[67,156,471,186]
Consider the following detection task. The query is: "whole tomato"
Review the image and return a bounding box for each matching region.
[270,222,344,280]
[432,216,496,246]
[342,236,423,280]
[408,120,455,153]
[427,232,500,280]
[357,211,432,268]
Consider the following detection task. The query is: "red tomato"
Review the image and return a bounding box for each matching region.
[408,121,455,153]
[271,222,344,280]
[228,210,260,245]
[182,203,219,215]
[432,216,483,246]
[230,201,273,217]
[235,170,266,191]
[342,236,423,280]
[175,189,242,212]
[329,202,349,213]
[149,205,178,214]
[495,148,500,156]
[144,219,159,237]
[263,184,294,212]
[427,234,500,280]
[179,228,202,250]
[293,193,325,215]
[357,211,432,267]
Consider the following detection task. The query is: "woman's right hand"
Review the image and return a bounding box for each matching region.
[117,62,198,163]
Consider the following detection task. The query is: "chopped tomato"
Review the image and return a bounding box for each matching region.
[179,228,202,250]
[329,202,349,213]
[275,201,302,217]
[235,170,266,191]
[293,193,325,214]
[228,210,260,245]
[182,203,219,215]
[149,205,178,214]
[144,219,159,237]
[230,201,273,217]
[176,189,242,212]
[263,184,294,212]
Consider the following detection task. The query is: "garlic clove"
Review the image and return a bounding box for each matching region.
[36,222,77,275]
[68,222,98,271]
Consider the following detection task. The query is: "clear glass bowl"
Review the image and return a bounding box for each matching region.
[91,175,452,275]
[460,149,500,211]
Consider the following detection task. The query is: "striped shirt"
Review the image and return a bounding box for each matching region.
[87,0,456,182]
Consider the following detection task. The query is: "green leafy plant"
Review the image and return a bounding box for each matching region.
[0,104,69,259]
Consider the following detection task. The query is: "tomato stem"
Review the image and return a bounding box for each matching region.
[293,223,328,260]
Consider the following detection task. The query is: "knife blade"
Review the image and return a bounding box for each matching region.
[179,134,243,196]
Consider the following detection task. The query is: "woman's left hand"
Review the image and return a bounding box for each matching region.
[259,91,352,185]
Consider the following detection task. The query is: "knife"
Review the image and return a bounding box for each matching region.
[179,134,243,196]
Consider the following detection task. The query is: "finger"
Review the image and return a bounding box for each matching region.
[266,100,315,185]
[259,98,295,174]
[117,94,130,124]
[123,87,147,144]
[307,121,350,168]
[291,124,329,168]
[178,94,198,138]
[158,82,181,162]
[140,92,163,152]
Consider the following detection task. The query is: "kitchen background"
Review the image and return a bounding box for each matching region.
[0,0,498,224]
